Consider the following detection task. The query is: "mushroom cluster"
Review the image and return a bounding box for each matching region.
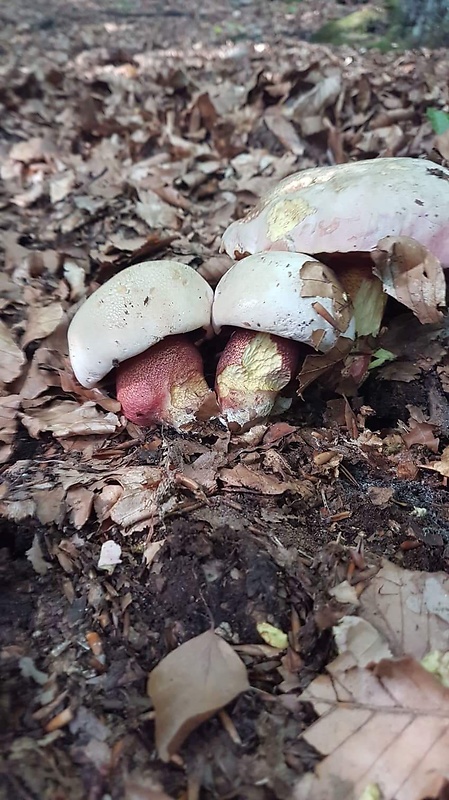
[68,157,449,431]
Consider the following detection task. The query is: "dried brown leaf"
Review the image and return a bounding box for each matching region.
[147,629,249,762]
[371,236,446,324]
[0,321,26,383]
[295,656,449,800]
[22,303,65,348]
[359,559,449,659]
[220,463,293,495]
[0,395,21,445]
[65,486,94,529]
[263,111,305,156]
[427,445,449,478]
[20,401,121,439]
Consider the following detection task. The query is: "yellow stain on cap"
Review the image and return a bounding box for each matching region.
[218,333,291,398]
[267,197,316,241]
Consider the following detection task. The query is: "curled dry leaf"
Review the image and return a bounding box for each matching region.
[147,629,249,762]
[21,303,65,348]
[295,656,449,800]
[220,463,296,495]
[20,401,121,439]
[0,395,21,445]
[371,237,446,325]
[427,445,449,478]
[125,781,175,800]
[359,559,449,658]
[297,335,353,395]
[0,320,26,383]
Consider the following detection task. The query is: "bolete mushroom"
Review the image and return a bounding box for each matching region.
[212,251,355,428]
[221,158,449,265]
[68,260,214,430]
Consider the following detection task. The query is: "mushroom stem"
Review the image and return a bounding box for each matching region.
[116,335,211,430]
[215,329,300,429]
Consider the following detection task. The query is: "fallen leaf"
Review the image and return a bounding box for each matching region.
[371,236,446,325]
[0,322,26,383]
[147,629,249,761]
[295,656,449,800]
[26,534,51,576]
[359,560,449,658]
[22,304,65,348]
[20,401,121,439]
[220,463,295,495]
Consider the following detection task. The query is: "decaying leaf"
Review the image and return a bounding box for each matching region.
[0,321,26,383]
[20,401,121,439]
[26,534,51,576]
[21,303,65,348]
[220,463,295,495]
[295,656,449,800]
[359,560,449,658]
[371,237,446,325]
[427,445,449,478]
[147,629,249,762]
[294,559,449,800]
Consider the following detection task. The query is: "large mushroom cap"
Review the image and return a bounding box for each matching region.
[212,251,355,352]
[221,158,449,267]
[68,260,213,388]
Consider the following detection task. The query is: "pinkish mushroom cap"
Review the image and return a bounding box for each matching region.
[221,158,449,268]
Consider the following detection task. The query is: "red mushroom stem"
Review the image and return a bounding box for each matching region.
[215,329,300,429]
[116,335,212,430]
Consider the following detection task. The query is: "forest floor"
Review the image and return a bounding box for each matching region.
[2,1,449,799]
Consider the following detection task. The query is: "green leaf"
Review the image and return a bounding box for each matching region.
[426,107,449,135]
[368,349,397,370]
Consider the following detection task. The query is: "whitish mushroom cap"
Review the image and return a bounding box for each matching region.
[221,158,449,268]
[68,260,214,388]
[212,251,355,352]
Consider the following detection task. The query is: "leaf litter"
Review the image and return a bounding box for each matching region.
[2,0,449,798]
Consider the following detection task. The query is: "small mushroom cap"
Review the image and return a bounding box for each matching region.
[212,251,355,353]
[221,158,449,267]
[68,260,213,388]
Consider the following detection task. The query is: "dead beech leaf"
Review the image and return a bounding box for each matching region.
[66,486,94,529]
[402,419,439,453]
[22,303,65,348]
[367,486,394,507]
[20,401,121,439]
[9,136,56,164]
[427,451,449,481]
[359,559,449,659]
[263,111,305,156]
[0,321,26,383]
[26,534,51,576]
[147,629,249,762]
[297,336,353,394]
[371,236,446,325]
[125,781,175,800]
[0,395,21,446]
[220,463,294,495]
[295,656,449,800]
